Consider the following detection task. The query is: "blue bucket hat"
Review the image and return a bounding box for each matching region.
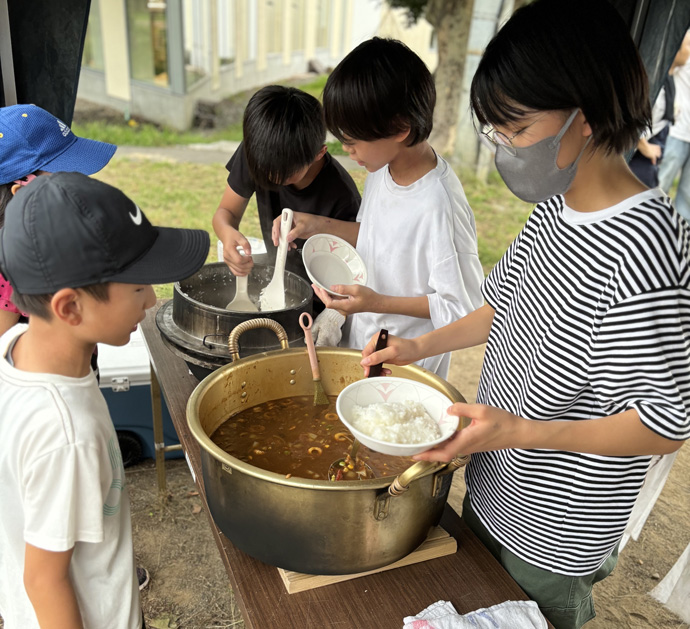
[0,104,116,185]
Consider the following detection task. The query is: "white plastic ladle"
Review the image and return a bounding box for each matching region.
[225,246,259,312]
[259,208,293,311]
[225,274,258,312]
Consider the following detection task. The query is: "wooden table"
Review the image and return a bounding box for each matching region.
[140,301,538,629]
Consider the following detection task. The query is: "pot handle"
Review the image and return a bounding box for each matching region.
[388,455,470,497]
[228,318,290,361]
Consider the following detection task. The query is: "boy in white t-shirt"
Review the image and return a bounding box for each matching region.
[0,173,209,629]
[274,38,484,377]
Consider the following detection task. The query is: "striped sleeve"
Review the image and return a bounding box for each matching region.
[482,217,530,308]
[590,288,690,440]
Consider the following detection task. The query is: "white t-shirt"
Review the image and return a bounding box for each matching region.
[0,325,141,629]
[341,155,485,377]
[669,61,690,142]
[644,85,669,139]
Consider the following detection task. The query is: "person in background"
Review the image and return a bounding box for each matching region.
[0,173,209,628]
[361,2,689,627]
[212,85,360,287]
[0,104,116,336]
[630,32,690,189]
[659,30,690,221]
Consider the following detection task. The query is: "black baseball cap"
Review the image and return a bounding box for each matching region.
[0,172,210,294]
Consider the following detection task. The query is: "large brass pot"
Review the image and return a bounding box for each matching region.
[187,319,468,575]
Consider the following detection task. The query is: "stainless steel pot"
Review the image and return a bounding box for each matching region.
[156,262,312,378]
[187,319,469,575]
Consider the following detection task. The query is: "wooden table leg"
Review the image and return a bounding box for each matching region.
[150,364,167,494]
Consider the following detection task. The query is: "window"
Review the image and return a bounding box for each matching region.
[290,0,304,51]
[218,0,235,66]
[127,0,170,87]
[266,0,284,55]
[182,0,208,85]
[82,0,105,71]
[315,0,330,49]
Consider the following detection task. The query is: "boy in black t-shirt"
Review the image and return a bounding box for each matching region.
[212,85,361,280]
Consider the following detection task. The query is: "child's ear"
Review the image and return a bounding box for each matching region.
[316,144,328,160]
[11,173,39,194]
[51,288,83,326]
[395,128,411,144]
[579,112,593,138]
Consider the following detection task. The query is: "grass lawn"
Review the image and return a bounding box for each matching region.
[92,157,532,299]
[71,75,351,153]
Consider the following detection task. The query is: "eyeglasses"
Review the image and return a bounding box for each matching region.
[479,114,547,156]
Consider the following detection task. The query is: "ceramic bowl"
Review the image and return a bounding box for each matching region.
[302,234,367,297]
[335,377,459,456]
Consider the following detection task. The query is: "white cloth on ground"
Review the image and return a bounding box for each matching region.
[402,599,548,629]
[341,155,484,378]
[651,542,690,623]
[311,308,345,347]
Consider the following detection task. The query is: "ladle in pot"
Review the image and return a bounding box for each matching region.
[329,328,389,481]
[299,312,329,406]
[225,247,258,312]
[259,208,292,311]
[225,275,258,312]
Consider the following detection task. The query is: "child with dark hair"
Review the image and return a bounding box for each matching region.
[212,85,360,279]
[0,172,209,628]
[361,2,689,627]
[0,104,116,335]
[280,37,484,376]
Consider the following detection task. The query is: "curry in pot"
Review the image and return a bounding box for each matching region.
[210,395,412,480]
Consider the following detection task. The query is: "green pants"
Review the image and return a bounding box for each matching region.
[462,494,619,629]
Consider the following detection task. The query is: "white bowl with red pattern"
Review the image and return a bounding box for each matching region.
[302,234,367,297]
[336,377,459,456]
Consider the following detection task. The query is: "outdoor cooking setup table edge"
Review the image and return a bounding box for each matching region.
[140,299,540,629]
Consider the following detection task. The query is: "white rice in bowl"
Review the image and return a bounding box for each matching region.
[349,400,442,444]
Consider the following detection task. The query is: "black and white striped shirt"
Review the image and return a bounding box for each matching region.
[466,189,690,576]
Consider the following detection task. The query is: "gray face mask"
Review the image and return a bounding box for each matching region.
[494,109,592,203]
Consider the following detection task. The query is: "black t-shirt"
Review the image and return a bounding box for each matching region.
[226,142,361,278]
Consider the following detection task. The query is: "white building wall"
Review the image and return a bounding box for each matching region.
[77,0,505,134]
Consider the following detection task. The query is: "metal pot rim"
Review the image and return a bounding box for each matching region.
[186,346,454,491]
[175,262,311,314]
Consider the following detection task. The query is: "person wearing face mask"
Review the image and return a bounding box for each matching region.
[359,1,689,628]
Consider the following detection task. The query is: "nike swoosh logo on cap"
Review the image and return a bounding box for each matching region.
[129,205,143,226]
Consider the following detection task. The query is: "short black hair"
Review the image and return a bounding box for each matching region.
[243,85,326,189]
[0,172,41,229]
[323,37,435,146]
[11,283,111,321]
[0,184,12,228]
[470,0,650,155]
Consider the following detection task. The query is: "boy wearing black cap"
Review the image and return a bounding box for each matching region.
[0,172,209,629]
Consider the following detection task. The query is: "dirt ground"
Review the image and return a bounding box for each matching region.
[127,345,690,629]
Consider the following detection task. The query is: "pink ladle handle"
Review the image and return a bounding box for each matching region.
[299,312,321,380]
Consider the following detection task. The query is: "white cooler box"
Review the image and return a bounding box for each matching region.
[98,328,181,466]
